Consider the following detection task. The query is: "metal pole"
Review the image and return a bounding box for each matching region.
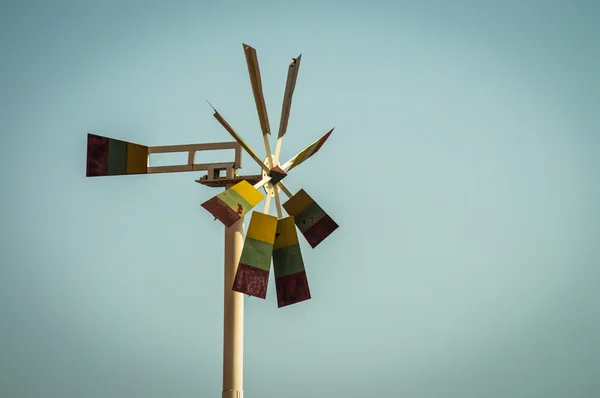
[222,201,244,398]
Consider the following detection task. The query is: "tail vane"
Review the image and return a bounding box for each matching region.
[86,133,148,177]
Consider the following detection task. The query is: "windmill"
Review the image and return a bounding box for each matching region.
[85,44,337,398]
[201,44,338,308]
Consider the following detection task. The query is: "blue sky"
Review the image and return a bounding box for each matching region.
[1,1,599,397]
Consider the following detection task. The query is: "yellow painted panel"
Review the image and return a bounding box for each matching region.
[282,189,313,216]
[246,212,278,244]
[231,180,264,206]
[273,217,299,250]
[126,143,148,174]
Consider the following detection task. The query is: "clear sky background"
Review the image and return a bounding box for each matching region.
[1,1,599,397]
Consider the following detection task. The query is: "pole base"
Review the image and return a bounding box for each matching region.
[222,389,243,398]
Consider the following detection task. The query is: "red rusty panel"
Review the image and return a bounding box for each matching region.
[303,214,339,248]
[275,271,311,308]
[86,134,108,176]
[232,263,269,299]
[201,196,241,228]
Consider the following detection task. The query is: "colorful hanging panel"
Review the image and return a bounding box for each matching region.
[273,217,311,307]
[282,189,339,248]
[232,212,278,299]
[201,180,264,228]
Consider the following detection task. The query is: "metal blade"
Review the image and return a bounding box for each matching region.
[282,189,339,248]
[277,54,301,139]
[208,102,270,174]
[280,128,334,172]
[275,54,302,164]
[232,211,278,299]
[273,217,311,307]
[243,43,271,137]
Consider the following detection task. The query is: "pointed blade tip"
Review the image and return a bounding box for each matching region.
[206,100,217,112]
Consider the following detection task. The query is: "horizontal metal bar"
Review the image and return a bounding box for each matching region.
[148,142,240,154]
[148,162,234,174]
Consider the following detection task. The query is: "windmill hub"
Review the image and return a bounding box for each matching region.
[262,155,288,188]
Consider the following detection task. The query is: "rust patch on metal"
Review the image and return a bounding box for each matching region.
[201,197,240,228]
[236,202,244,215]
[303,214,338,248]
[86,134,108,177]
[276,271,311,308]
[232,263,269,299]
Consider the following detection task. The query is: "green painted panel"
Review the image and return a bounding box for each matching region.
[273,243,305,278]
[217,188,253,216]
[240,237,273,271]
[107,139,127,175]
[294,201,327,234]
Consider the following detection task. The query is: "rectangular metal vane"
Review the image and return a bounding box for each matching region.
[282,189,339,248]
[273,217,311,307]
[232,211,278,299]
[201,180,264,228]
[86,133,148,177]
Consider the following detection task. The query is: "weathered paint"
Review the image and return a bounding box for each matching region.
[294,201,328,234]
[245,212,278,244]
[273,220,304,277]
[201,196,241,227]
[232,263,269,299]
[217,189,254,217]
[283,190,338,248]
[268,165,287,185]
[304,214,339,248]
[230,180,264,207]
[273,217,310,307]
[203,183,264,227]
[86,134,108,176]
[107,138,128,175]
[239,237,273,272]
[282,189,313,217]
[287,128,333,171]
[273,216,298,250]
[86,134,149,177]
[231,211,277,298]
[126,142,148,174]
[273,244,304,277]
[275,271,311,308]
